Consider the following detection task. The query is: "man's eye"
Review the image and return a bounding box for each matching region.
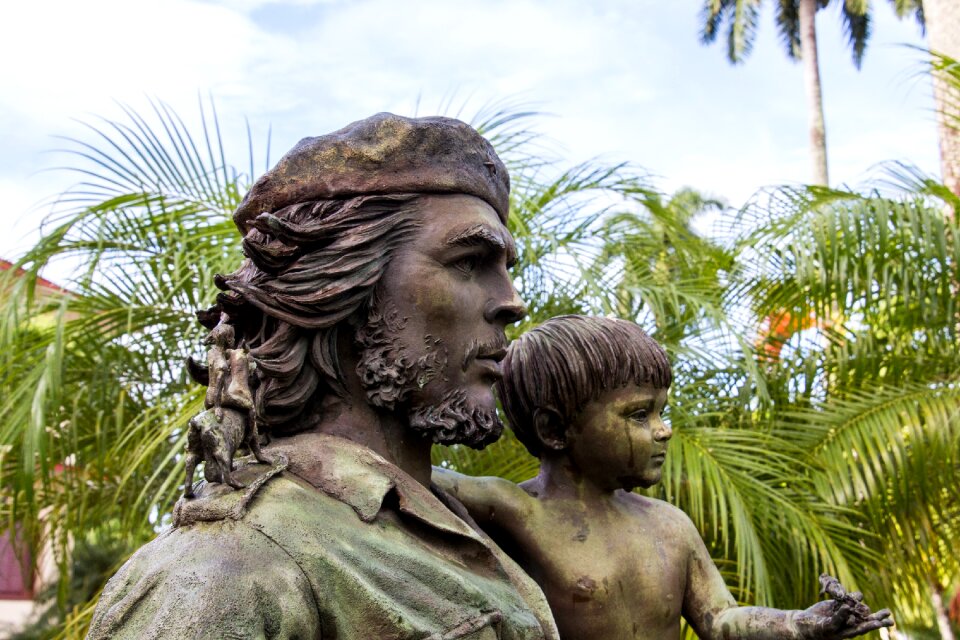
[454,255,480,275]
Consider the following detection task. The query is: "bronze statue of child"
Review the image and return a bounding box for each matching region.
[434,315,893,640]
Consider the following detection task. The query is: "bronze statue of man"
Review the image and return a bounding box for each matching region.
[86,114,560,640]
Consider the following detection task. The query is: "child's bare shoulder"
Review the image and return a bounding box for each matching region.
[620,492,703,542]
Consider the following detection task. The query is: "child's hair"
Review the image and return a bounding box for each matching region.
[497,315,672,457]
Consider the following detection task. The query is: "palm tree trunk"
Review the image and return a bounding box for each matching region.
[924,0,960,200]
[799,0,829,186]
[931,579,957,640]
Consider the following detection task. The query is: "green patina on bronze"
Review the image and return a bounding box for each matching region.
[89,434,555,639]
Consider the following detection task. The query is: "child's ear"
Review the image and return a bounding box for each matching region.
[533,406,568,451]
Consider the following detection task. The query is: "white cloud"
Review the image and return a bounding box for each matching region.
[1,1,274,117]
[0,0,940,262]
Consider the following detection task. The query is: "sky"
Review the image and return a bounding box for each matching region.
[0,0,937,271]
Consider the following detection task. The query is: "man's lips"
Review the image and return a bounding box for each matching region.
[464,343,507,381]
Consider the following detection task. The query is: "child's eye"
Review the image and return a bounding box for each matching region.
[630,410,649,422]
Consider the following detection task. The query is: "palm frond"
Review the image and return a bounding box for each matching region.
[774,0,802,59]
[840,0,871,69]
[700,0,763,63]
[0,99,257,623]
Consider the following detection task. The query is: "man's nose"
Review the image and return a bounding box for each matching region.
[485,284,527,325]
[653,419,672,442]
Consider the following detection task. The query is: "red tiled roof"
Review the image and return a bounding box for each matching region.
[0,259,69,294]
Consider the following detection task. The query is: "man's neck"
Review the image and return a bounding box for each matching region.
[309,394,434,486]
[303,333,434,486]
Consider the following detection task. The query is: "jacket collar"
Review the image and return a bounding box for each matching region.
[267,432,485,543]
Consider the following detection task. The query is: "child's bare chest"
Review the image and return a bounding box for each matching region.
[527,507,688,639]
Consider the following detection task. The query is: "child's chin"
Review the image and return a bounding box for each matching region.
[618,473,661,491]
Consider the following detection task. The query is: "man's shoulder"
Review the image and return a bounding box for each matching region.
[88,516,318,639]
[175,454,296,527]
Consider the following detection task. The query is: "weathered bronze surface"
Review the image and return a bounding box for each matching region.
[232,112,510,234]
[435,315,893,640]
[86,114,559,639]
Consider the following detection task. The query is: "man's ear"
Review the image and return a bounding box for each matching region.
[533,406,568,451]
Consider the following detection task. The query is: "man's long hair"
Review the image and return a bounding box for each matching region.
[192,194,422,436]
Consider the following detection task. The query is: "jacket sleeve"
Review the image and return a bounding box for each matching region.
[86,519,320,640]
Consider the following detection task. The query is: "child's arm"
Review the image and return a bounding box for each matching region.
[681,517,892,639]
[432,467,530,529]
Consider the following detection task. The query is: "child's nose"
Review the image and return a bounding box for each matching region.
[653,419,672,442]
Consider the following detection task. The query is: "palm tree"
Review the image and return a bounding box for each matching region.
[701,0,924,186]
[0,100,250,637]
[593,188,730,347]
[924,0,960,197]
[734,183,960,636]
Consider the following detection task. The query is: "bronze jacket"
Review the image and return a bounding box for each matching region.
[86,433,559,640]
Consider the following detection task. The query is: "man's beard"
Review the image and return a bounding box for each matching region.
[408,388,502,449]
[354,302,504,449]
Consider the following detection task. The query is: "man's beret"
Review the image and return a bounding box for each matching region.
[233,113,510,234]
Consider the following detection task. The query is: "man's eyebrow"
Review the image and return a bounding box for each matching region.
[446,224,518,266]
[446,224,507,250]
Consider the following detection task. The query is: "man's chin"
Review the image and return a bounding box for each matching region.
[408,388,504,449]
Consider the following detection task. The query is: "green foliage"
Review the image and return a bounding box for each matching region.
[0,99,252,637]
[734,184,960,628]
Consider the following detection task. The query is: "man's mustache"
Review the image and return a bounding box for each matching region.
[461,335,509,371]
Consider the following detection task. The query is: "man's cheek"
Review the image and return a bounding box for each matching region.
[410,275,469,321]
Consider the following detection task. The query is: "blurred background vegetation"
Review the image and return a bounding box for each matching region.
[0,41,958,640]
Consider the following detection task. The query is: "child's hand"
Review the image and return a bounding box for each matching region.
[794,575,893,639]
